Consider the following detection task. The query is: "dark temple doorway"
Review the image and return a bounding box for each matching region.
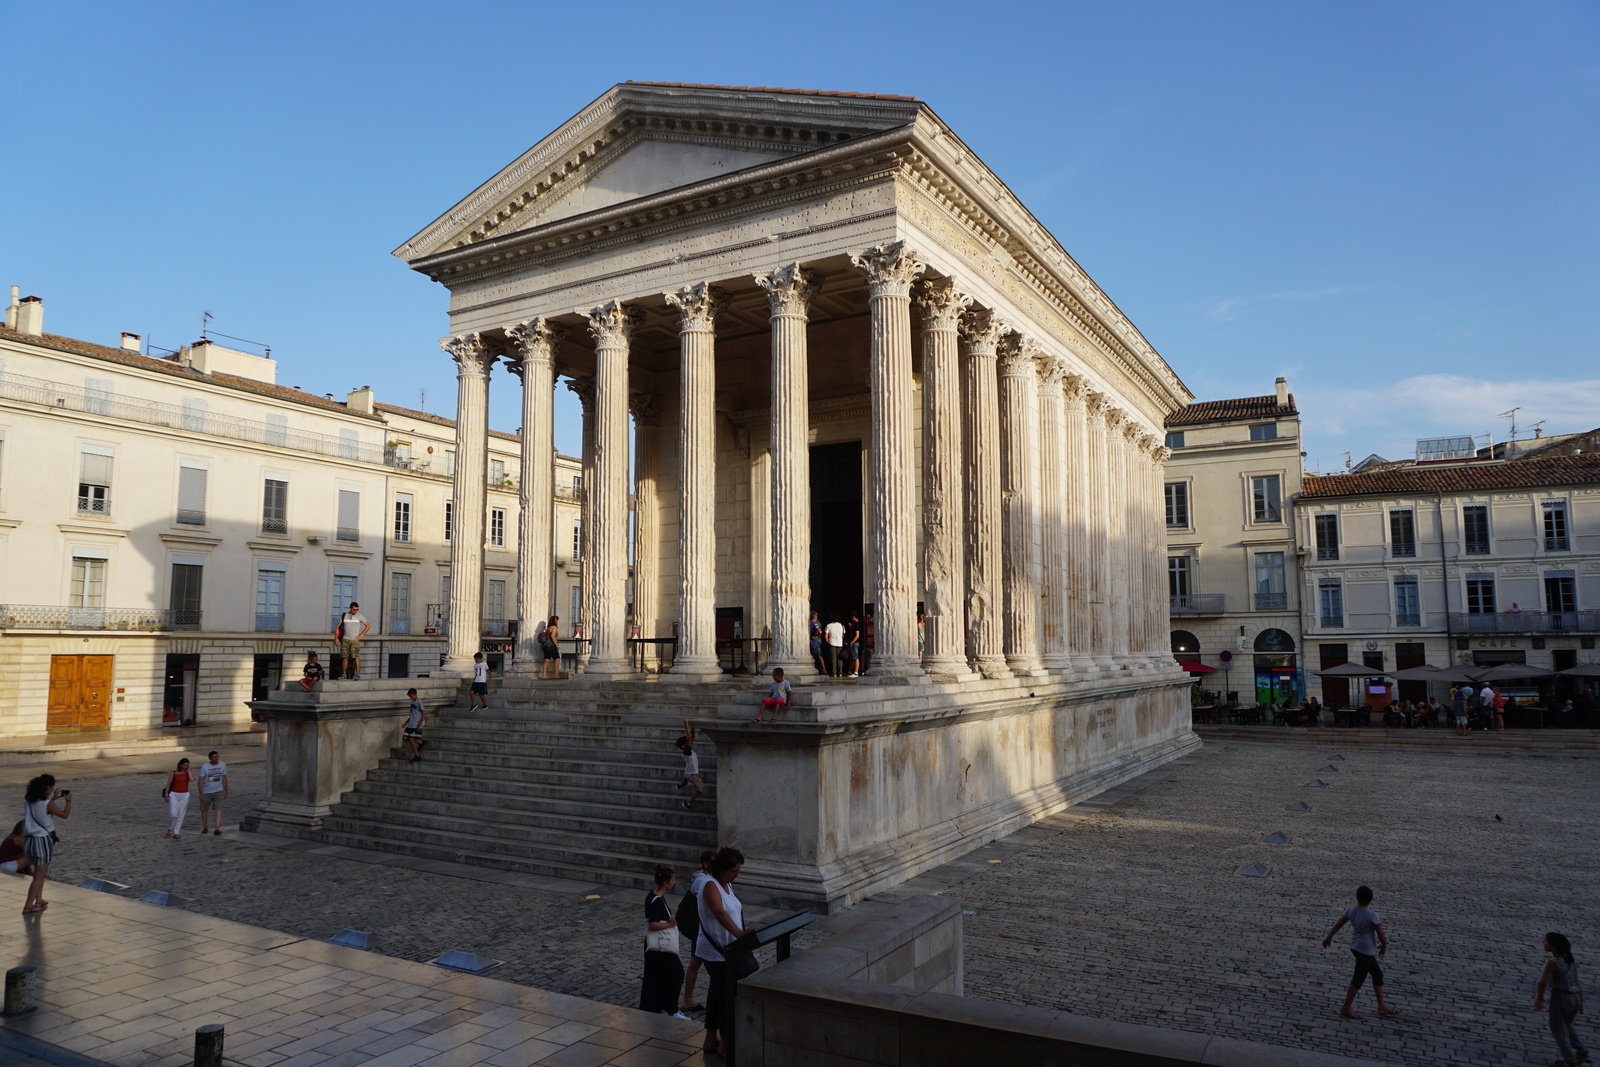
[809,441,863,625]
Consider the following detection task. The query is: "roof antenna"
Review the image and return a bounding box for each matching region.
[1341,450,1352,471]
[418,387,426,412]
[1498,407,1520,453]
[201,310,213,339]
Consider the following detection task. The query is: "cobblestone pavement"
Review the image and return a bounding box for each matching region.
[8,742,1596,1066]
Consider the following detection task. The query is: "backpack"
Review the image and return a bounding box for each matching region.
[676,884,700,942]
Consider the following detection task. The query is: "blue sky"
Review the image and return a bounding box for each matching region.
[3,1,1595,471]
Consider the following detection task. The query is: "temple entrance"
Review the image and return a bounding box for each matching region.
[809,441,863,625]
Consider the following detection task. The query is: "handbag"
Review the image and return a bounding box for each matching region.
[645,924,679,954]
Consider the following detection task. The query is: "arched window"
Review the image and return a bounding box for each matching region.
[1170,630,1200,655]
[1254,628,1295,653]
[1252,628,1299,705]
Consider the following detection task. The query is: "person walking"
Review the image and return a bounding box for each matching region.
[1452,684,1470,735]
[162,758,193,839]
[22,774,70,914]
[808,611,824,675]
[540,616,562,680]
[679,850,715,1014]
[1478,682,1495,731]
[1490,685,1507,732]
[640,864,690,1018]
[695,847,751,1058]
[823,614,845,678]
[403,688,427,762]
[754,668,792,723]
[676,719,704,810]
[844,612,862,679]
[469,652,492,711]
[1532,931,1588,1066]
[333,601,371,680]
[196,751,229,836]
[1321,885,1397,1018]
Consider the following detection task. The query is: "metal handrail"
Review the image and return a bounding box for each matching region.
[1449,610,1598,634]
[0,605,199,631]
[1170,594,1226,614]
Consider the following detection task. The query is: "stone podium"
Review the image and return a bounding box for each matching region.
[241,678,460,835]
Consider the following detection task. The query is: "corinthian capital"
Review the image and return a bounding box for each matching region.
[629,392,662,426]
[565,375,596,413]
[586,299,641,348]
[850,241,926,299]
[1121,419,1144,444]
[442,332,496,377]
[753,264,823,317]
[1062,373,1090,407]
[664,282,729,332]
[1034,353,1067,387]
[913,277,972,331]
[504,318,563,379]
[1154,445,1173,463]
[996,332,1034,378]
[957,307,1006,353]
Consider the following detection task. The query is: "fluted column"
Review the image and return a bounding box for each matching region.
[754,264,822,674]
[1105,411,1133,663]
[852,243,926,677]
[1084,393,1113,668]
[1151,444,1174,664]
[664,283,726,682]
[998,333,1044,676]
[505,319,560,674]
[630,392,662,665]
[1062,376,1094,671]
[1035,355,1071,671]
[959,310,1009,678]
[566,375,596,668]
[442,333,495,674]
[913,278,972,679]
[1124,423,1147,661]
[583,300,639,676]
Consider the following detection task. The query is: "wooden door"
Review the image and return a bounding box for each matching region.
[46,655,113,732]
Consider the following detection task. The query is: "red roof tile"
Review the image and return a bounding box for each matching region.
[1166,394,1296,427]
[1302,455,1600,499]
[625,81,918,102]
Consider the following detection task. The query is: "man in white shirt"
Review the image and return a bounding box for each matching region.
[823,616,845,678]
[333,602,371,680]
[469,652,492,711]
[197,750,229,836]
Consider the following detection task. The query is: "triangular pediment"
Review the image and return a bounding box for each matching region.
[396,82,923,262]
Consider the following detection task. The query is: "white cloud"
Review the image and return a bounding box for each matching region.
[1203,285,1355,321]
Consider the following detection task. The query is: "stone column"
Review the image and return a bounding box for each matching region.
[1151,444,1175,666]
[441,333,495,674]
[1062,376,1094,671]
[998,332,1044,676]
[754,264,822,675]
[566,376,596,669]
[1105,411,1133,663]
[852,243,926,677]
[912,278,972,680]
[630,391,662,664]
[1083,393,1113,668]
[1034,355,1071,671]
[583,300,639,676]
[664,283,727,682]
[959,310,1009,679]
[1124,423,1147,662]
[505,319,560,674]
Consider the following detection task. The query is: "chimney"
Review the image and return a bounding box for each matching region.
[14,295,43,336]
[120,332,141,352]
[4,286,16,330]
[1275,376,1289,408]
[1534,427,1544,439]
[346,386,376,414]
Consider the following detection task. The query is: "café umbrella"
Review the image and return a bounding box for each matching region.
[1470,662,1556,682]
[1558,663,1600,678]
[1315,662,1392,677]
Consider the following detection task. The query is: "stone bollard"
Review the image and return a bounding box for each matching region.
[3,964,35,1015]
[194,1023,224,1067]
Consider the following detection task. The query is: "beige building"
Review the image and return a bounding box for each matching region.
[0,290,579,736]
[1163,379,1305,704]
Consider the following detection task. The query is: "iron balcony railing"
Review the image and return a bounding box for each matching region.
[1320,615,1344,628]
[1169,594,1226,615]
[1451,610,1599,634]
[1396,614,1422,627]
[1255,593,1289,611]
[255,613,285,632]
[0,605,201,631]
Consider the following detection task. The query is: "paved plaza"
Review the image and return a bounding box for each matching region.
[2,739,1594,1065]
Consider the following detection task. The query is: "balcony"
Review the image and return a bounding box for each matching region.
[1450,611,1599,635]
[1169,594,1226,615]
[1396,614,1422,627]
[0,606,200,631]
[1255,593,1289,611]
[1320,615,1344,628]
[255,613,285,632]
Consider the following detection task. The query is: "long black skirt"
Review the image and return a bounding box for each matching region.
[640,950,684,1014]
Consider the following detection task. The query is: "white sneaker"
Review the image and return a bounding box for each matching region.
[847,673,858,678]
[671,1012,691,1020]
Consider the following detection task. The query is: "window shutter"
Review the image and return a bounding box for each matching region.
[176,466,207,525]
[337,489,360,540]
[80,450,113,485]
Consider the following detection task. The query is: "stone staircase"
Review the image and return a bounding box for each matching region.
[307,682,731,888]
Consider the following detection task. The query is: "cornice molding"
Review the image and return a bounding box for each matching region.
[247,540,302,554]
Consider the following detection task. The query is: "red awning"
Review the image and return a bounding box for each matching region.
[1178,660,1217,673]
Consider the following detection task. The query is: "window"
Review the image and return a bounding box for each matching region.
[265,414,288,448]
[569,584,582,627]
[1315,513,1339,560]
[1249,423,1277,441]
[1465,574,1497,615]
[1389,508,1416,558]
[1254,551,1286,611]
[169,561,203,629]
[78,446,113,514]
[338,429,359,460]
[1463,504,1490,555]
[181,397,206,433]
[85,377,113,416]
[1168,556,1192,598]
[490,507,506,547]
[1164,483,1189,528]
[176,462,207,526]
[393,441,412,466]
[490,459,506,484]
[262,479,288,535]
[1251,475,1281,523]
[1545,571,1577,615]
[336,489,360,542]
[444,500,453,542]
[1394,576,1420,626]
[389,572,412,635]
[572,519,582,559]
[1543,501,1569,551]
[1318,580,1343,627]
[331,571,358,628]
[1164,431,1185,449]
[255,564,286,631]
[443,450,456,478]
[486,579,507,635]
[393,493,412,543]
[70,556,107,609]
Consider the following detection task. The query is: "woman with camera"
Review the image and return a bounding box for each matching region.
[22,774,70,914]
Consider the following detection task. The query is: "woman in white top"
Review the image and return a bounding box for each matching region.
[22,773,71,914]
[695,847,750,1058]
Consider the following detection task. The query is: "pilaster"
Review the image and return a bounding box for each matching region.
[958,309,1009,679]
[441,332,495,675]
[1062,376,1095,672]
[504,318,560,674]
[583,299,640,676]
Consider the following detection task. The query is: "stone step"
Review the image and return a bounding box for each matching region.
[438,707,721,730]
[408,731,719,763]
[366,757,711,799]
[371,747,710,783]
[348,777,716,828]
[329,790,714,846]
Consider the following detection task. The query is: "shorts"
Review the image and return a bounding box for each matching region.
[0,860,18,873]
[402,726,423,740]
[542,644,560,661]
[340,639,362,658]
[1455,715,1468,725]
[683,774,704,792]
[23,835,52,866]
[470,681,488,695]
[848,643,860,659]
[1349,951,1383,989]
[199,792,223,811]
